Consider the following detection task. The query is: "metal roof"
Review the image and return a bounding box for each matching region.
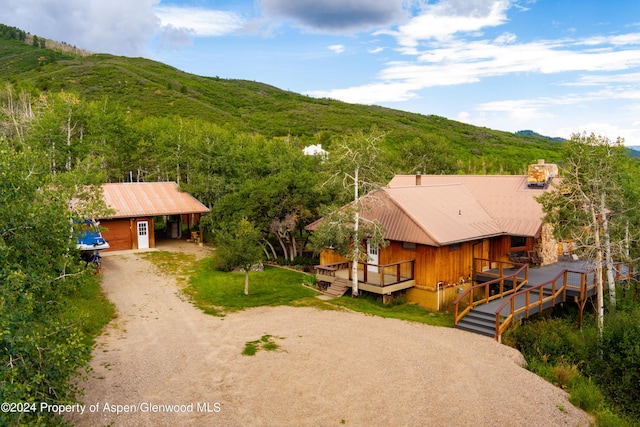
[308,174,555,247]
[387,175,554,241]
[101,182,210,219]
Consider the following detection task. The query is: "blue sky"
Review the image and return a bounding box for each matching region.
[3,1,640,145]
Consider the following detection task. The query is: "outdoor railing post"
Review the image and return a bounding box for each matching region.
[454,302,459,325]
[380,266,385,287]
[363,263,368,283]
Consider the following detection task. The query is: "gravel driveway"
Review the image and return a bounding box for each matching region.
[69,241,591,426]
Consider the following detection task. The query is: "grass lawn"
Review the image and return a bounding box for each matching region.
[62,273,115,347]
[186,261,320,315]
[143,251,453,326]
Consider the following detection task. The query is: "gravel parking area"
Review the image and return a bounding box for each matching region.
[69,241,591,426]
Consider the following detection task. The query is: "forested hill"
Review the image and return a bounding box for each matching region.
[0,24,564,173]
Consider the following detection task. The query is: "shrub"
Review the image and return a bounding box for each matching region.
[586,307,640,420]
[595,407,633,427]
[552,359,580,389]
[569,377,604,413]
[505,317,587,366]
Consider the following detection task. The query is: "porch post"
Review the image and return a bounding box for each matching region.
[363,262,368,283]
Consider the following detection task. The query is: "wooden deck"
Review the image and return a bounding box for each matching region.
[314,259,416,295]
[335,269,416,294]
[455,257,640,341]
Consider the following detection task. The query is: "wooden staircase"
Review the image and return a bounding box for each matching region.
[324,277,350,297]
[455,309,496,338]
[455,284,556,338]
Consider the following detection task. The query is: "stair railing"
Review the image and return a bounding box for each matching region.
[493,269,598,341]
[453,264,528,326]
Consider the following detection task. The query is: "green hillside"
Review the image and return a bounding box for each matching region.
[0,25,563,173]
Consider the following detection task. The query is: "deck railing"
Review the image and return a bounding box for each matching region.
[314,259,415,287]
[612,257,640,282]
[494,269,597,341]
[453,261,529,326]
[357,259,415,287]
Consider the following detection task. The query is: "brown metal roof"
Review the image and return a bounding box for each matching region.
[384,184,504,245]
[388,174,554,239]
[307,174,554,247]
[101,182,210,219]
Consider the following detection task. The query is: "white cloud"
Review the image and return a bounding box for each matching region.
[154,6,244,37]
[379,0,511,46]
[307,81,419,103]
[494,32,516,44]
[328,44,345,54]
[368,47,385,54]
[0,0,161,56]
[310,31,640,107]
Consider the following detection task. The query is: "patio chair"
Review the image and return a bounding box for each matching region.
[527,250,541,267]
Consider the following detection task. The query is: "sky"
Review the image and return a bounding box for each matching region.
[3,0,640,145]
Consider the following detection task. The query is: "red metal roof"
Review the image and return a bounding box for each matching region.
[101,182,210,219]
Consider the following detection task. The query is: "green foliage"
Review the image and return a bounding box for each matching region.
[587,305,640,419]
[569,376,605,413]
[503,317,589,366]
[212,219,263,272]
[505,297,640,424]
[595,407,635,427]
[537,133,631,251]
[0,144,112,426]
[309,129,391,265]
[0,35,565,176]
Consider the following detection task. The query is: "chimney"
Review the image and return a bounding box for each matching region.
[527,160,558,188]
[416,172,422,186]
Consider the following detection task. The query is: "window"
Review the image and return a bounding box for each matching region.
[449,243,460,251]
[510,236,526,248]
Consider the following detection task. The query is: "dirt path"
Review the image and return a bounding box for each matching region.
[70,241,591,426]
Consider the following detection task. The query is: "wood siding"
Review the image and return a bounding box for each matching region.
[377,240,490,289]
[101,218,132,251]
[490,235,534,263]
[101,217,155,251]
[320,239,496,289]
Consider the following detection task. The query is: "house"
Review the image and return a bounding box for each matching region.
[307,161,558,310]
[98,182,210,251]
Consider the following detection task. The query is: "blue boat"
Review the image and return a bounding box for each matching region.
[76,220,110,251]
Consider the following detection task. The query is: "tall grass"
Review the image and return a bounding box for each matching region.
[61,274,115,347]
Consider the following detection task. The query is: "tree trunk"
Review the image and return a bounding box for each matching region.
[276,235,288,261]
[600,194,616,308]
[290,235,298,261]
[263,239,277,260]
[591,204,604,338]
[66,110,72,171]
[351,167,360,297]
[625,221,630,259]
[244,270,249,295]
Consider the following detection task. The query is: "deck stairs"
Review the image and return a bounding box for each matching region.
[324,277,350,297]
[455,284,555,338]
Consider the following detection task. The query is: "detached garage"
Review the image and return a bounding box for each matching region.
[99,182,210,251]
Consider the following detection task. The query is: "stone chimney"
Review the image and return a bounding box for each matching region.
[527,159,558,188]
[416,172,422,186]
